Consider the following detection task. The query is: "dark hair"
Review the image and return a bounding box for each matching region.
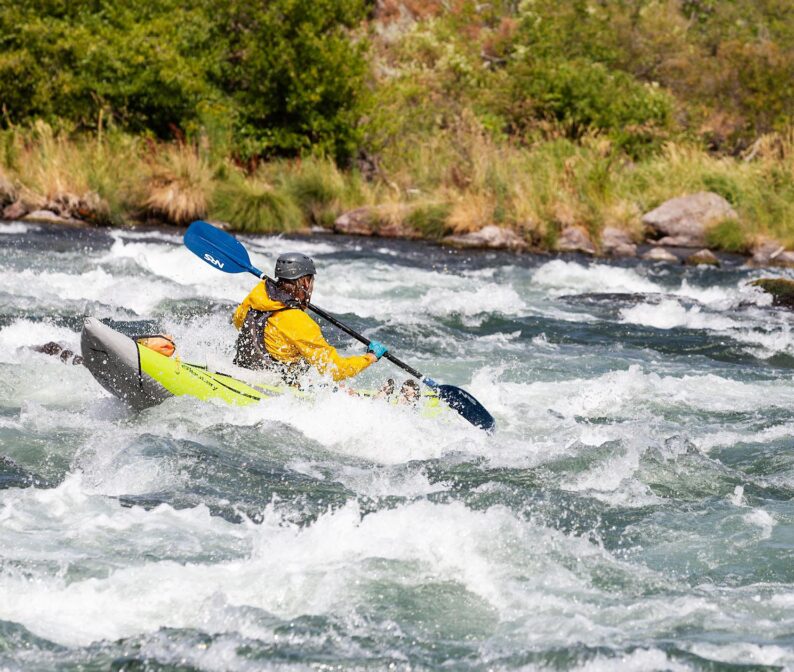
[276,278,300,293]
[276,275,313,305]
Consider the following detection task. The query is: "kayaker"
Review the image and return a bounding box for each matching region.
[232,252,387,383]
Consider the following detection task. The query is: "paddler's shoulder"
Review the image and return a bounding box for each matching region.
[271,306,318,330]
[243,281,287,311]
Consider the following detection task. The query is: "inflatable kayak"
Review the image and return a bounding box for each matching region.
[80,318,445,417]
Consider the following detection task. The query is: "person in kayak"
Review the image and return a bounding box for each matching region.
[232,252,387,384]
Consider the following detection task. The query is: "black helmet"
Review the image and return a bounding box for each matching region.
[274,252,316,280]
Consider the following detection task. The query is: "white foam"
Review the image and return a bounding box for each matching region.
[532,260,662,295]
[0,493,686,650]
[620,299,738,331]
[103,237,251,301]
[0,267,172,315]
[0,319,78,354]
[729,485,746,506]
[574,648,691,672]
[687,642,793,667]
[0,222,34,234]
[742,509,776,540]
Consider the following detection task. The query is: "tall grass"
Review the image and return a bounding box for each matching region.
[211,170,303,233]
[143,144,215,225]
[0,122,145,223]
[373,114,794,249]
[1,122,792,251]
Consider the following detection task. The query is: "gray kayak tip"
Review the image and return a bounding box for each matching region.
[80,317,172,410]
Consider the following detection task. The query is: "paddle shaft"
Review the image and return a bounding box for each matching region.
[307,302,427,382]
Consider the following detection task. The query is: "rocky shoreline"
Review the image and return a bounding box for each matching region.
[3,186,792,268]
[5,187,794,308]
[332,190,794,270]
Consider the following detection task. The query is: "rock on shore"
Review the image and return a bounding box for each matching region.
[556,226,596,255]
[601,226,637,257]
[684,249,720,266]
[642,192,737,247]
[642,247,678,263]
[334,205,422,239]
[442,225,528,251]
[748,239,794,268]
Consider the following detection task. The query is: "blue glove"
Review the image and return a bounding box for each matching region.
[367,340,388,360]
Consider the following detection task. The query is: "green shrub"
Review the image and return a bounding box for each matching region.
[499,58,673,157]
[211,0,369,161]
[705,218,749,253]
[0,1,219,136]
[405,203,452,239]
[701,173,742,205]
[0,0,369,160]
[212,174,302,233]
[281,157,346,225]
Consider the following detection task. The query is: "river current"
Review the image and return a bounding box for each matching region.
[0,222,793,671]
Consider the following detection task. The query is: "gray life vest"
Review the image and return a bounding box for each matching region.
[233,280,309,384]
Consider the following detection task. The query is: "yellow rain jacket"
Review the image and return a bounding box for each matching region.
[232,280,373,382]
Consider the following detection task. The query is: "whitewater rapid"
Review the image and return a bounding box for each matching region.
[1,222,793,670]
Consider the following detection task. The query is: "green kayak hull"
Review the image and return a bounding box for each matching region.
[80,318,444,418]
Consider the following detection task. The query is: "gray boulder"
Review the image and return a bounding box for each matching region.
[2,200,28,221]
[334,207,377,236]
[642,192,737,247]
[642,247,678,263]
[23,209,82,225]
[684,249,720,266]
[556,225,596,255]
[442,224,528,251]
[748,238,794,268]
[0,172,15,207]
[752,278,794,308]
[601,226,637,257]
[334,205,420,239]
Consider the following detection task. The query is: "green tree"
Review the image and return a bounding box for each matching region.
[210,0,369,162]
[0,0,219,135]
[0,0,370,160]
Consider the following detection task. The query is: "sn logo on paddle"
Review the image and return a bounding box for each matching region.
[204,253,224,269]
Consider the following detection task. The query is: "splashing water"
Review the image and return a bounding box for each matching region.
[1,223,794,670]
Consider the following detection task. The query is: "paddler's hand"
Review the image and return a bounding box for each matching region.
[366,340,388,361]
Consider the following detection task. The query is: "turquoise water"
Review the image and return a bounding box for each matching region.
[1,222,793,670]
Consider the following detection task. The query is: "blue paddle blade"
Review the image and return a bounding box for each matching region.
[184,220,263,277]
[436,384,496,432]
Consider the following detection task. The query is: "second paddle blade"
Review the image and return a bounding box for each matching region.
[436,384,496,432]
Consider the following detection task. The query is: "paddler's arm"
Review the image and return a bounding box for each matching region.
[282,311,376,382]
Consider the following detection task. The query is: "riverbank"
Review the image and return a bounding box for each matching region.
[1,125,793,265]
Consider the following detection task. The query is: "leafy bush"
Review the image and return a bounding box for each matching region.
[702,173,742,206]
[0,0,369,160]
[499,58,674,157]
[210,0,369,161]
[706,218,749,253]
[0,1,218,136]
[211,173,302,233]
[280,158,346,226]
[404,202,451,239]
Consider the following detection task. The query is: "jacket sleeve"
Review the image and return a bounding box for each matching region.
[280,311,373,382]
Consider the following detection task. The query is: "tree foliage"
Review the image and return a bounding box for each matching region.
[0,0,369,160]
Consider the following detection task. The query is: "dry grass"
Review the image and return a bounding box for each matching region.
[1,121,791,251]
[447,191,495,233]
[0,122,144,223]
[143,144,215,224]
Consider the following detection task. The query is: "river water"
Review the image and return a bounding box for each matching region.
[0,222,793,671]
